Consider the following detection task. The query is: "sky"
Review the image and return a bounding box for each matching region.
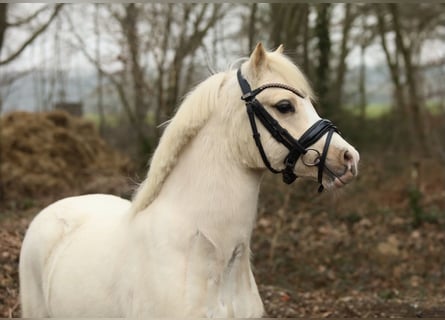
[2,3,394,74]
[1,3,444,113]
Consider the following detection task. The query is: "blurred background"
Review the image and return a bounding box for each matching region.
[0,3,444,317]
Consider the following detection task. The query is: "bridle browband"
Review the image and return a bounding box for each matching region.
[237,68,339,193]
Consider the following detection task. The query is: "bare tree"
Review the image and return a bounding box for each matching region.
[358,12,368,124]
[268,3,309,64]
[65,3,226,161]
[65,4,154,155]
[247,3,258,52]
[162,4,225,121]
[0,3,63,202]
[0,4,5,201]
[0,4,6,51]
[0,4,64,65]
[389,4,428,153]
[314,4,332,117]
[94,4,105,134]
[374,4,445,153]
[301,4,310,75]
[353,5,379,125]
[115,4,152,148]
[332,4,357,109]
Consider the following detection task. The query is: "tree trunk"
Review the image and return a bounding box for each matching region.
[0,96,3,203]
[154,6,172,141]
[375,5,411,150]
[122,3,152,154]
[0,4,7,51]
[314,4,332,118]
[163,4,223,122]
[94,4,105,135]
[333,3,354,109]
[269,4,285,48]
[389,4,429,154]
[358,36,367,125]
[302,4,310,75]
[0,3,7,202]
[269,3,307,63]
[248,3,257,52]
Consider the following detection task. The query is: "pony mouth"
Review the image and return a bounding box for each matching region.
[295,159,358,190]
[324,164,357,189]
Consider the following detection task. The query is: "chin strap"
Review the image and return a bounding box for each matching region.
[237,69,339,192]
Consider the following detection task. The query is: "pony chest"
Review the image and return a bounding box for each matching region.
[130,229,262,317]
[178,233,261,317]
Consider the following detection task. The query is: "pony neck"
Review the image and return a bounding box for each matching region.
[142,118,263,249]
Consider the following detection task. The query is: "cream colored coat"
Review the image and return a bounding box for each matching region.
[19,44,359,317]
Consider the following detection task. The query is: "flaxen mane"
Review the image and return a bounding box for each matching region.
[130,72,228,214]
[131,50,313,215]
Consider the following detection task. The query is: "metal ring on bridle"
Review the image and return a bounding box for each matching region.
[301,148,321,167]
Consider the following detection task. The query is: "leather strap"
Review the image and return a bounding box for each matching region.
[237,68,339,191]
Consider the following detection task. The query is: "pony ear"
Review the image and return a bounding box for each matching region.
[275,44,284,54]
[249,42,267,71]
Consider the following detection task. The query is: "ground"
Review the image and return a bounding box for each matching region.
[251,152,445,317]
[0,111,444,317]
[1,152,444,317]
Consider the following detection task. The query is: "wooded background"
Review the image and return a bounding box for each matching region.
[1,4,444,158]
[0,3,444,317]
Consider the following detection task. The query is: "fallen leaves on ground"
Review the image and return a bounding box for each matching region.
[0,139,444,317]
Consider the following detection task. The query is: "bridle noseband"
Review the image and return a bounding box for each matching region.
[237,69,339,193]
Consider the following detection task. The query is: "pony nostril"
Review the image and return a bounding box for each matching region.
[343,150,353,164]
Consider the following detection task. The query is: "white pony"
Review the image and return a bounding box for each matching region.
[19,43,359,318]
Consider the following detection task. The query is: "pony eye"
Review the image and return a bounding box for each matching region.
[275,100,295,114]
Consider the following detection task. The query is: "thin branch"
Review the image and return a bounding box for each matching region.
[6,4,50,27]
[0,4,64,66]
[375,5,399,86]
[64,7,142,135]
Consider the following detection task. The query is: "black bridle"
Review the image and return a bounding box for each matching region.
[237,68,339,193]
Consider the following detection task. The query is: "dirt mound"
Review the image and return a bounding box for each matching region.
[0,110,134,202]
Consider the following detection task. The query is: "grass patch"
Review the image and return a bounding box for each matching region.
[364,103,391,118]
[343,103,391,119]
[425,100,445,114]
[84,113,121,127]
[84,112,157,129]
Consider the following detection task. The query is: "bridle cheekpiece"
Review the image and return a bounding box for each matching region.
[237,68,339,193]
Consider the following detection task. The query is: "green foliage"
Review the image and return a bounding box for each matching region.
[407,187,441,228]
[2,197,35,213]
[84,113,120,128]
[139,136,154,162]
[407,187,423,228]
[378,289,398,301]
[344,103,391,119]
[341,211,362,225]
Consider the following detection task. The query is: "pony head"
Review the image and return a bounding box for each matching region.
[223,43,360,190]
[131,43,360,214]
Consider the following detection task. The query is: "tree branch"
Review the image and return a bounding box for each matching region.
[6,4,50,27]
[0,4,64,66]
[64,6,143,135]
